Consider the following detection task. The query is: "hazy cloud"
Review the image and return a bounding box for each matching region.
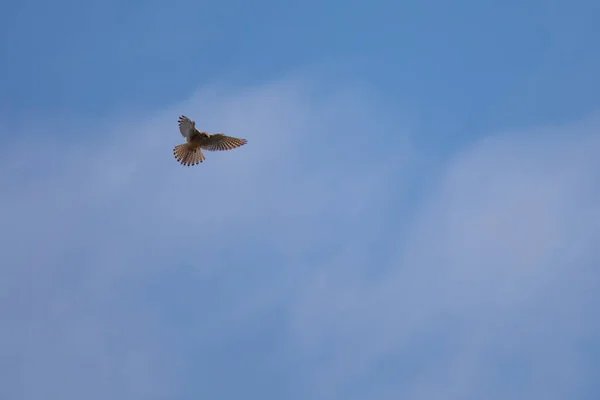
[1,76,598,399]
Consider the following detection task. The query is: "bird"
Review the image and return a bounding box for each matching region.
[173,115,247,166]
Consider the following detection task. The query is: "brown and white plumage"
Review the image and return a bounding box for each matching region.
[173,115,247,166]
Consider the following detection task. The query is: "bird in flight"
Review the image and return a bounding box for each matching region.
[173,115,247,166]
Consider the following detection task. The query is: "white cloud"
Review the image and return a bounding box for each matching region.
[285,115,600,400]
[1,75,598,400]
[0,74,411,399]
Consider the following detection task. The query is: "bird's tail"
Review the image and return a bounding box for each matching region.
[173,144,205,166]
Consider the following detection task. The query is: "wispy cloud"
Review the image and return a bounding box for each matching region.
[286,115,600,400]
[1,75,598,400]
[0,74,410,399]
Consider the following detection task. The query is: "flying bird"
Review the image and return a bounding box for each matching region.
[173,115,247,166]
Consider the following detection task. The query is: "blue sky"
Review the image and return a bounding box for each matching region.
[1,0,599,399]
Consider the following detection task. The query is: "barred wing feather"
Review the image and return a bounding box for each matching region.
[178,115,195,138]
[200,134,247,151]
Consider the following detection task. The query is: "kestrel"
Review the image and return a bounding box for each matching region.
[173,115,247,166]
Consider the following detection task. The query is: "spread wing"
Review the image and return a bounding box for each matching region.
[178,115,196,138]
[200,134,248,151]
